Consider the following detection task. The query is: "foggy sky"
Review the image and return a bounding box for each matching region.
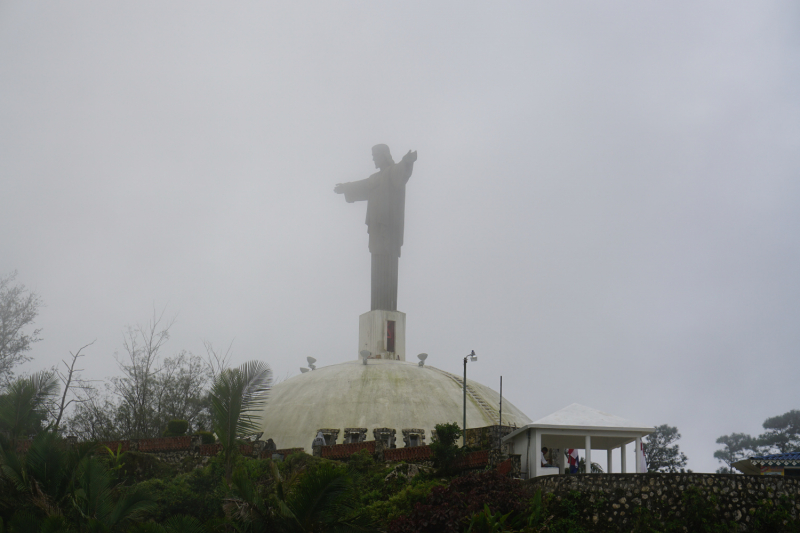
[2,2,799,473]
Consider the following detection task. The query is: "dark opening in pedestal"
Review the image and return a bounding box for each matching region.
[387,320,396,352]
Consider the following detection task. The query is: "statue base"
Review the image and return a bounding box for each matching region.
[358,310,406,361]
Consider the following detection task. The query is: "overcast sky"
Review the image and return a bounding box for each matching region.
[2,2,799,473]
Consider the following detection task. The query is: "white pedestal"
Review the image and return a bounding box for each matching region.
[358,310,406,361]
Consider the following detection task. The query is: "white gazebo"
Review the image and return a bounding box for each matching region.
[502,403,654,479]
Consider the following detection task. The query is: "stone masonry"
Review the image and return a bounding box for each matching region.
[529,473,800,530]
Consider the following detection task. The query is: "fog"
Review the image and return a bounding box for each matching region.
[2,2,799,472]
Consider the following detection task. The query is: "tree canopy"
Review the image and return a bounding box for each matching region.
[644,424,689,473]
[0,271,42,387]
[714,409,800,473]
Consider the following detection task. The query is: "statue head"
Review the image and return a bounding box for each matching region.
[372,144,394,170]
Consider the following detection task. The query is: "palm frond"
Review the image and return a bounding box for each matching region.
[0,371,59,440]
[106,486,157,528]
[287,463,351,530]
[162,514,207,533]
[22,432,72,514]
[39,515,75,533]
[73,456,113,523]
[210,360,271,448]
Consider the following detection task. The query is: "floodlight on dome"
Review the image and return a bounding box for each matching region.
[300,367,310,373]
[360,350,371,365]
[307,356,317,370]
[417,353,428,367]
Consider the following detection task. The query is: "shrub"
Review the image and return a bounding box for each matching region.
[135,454,228,524]
[388,469,528,533]
[348,448,375,473]
[194,431,215,444]
[163,419,189,437]
[361,477,445,528]
[430,422,463,474]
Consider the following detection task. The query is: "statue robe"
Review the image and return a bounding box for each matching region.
[339,159,412,258]
[338,158,414,310]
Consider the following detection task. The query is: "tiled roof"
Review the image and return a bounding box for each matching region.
[751,451,800,465]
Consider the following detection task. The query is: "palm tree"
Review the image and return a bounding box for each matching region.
[0,370,59,450]
[0,432,154,532]
[0,431,81,517]
[229,462,373,532]
[209,360,271,484]
[70,455,156,531]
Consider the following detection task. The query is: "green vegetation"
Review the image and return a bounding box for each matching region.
[163,420,189,437]
[643,424,689,473]
[430,422,464,474]
[715,409,800,473]
[0,284,796,531]
[194,431,215,445]
[209,360,271,484]
[2,430,800,531]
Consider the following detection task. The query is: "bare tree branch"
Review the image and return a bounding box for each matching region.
[52,340,96,432]
[203,338,234,381]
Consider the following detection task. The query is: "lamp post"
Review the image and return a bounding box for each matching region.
[462,350,477,446]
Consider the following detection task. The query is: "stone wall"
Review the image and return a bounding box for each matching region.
[528,473,800,530]
[465,425,516,453]
[454,449,490,470]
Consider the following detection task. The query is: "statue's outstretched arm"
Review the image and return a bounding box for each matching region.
[334,176,375,203]
[398,150,417,182]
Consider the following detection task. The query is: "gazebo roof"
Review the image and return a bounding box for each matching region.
[532,403,652,431]
[502,403,654,450]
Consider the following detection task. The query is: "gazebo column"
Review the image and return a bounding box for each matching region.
[635,436,642,473]
[607,449,613,473]
[585,435,592,474]
[533,430,542,478]
[621,443,627,473]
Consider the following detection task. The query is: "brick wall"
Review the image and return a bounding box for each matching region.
[384,445,432,462]
[321,440,376,460]
[137,436,192,453]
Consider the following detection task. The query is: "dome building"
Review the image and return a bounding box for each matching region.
[257,358,531,450]
[257,146,532,450]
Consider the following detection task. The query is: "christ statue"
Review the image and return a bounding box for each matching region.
[334,145,417,311]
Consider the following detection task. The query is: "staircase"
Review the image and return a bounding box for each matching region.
[428,367,500,425]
